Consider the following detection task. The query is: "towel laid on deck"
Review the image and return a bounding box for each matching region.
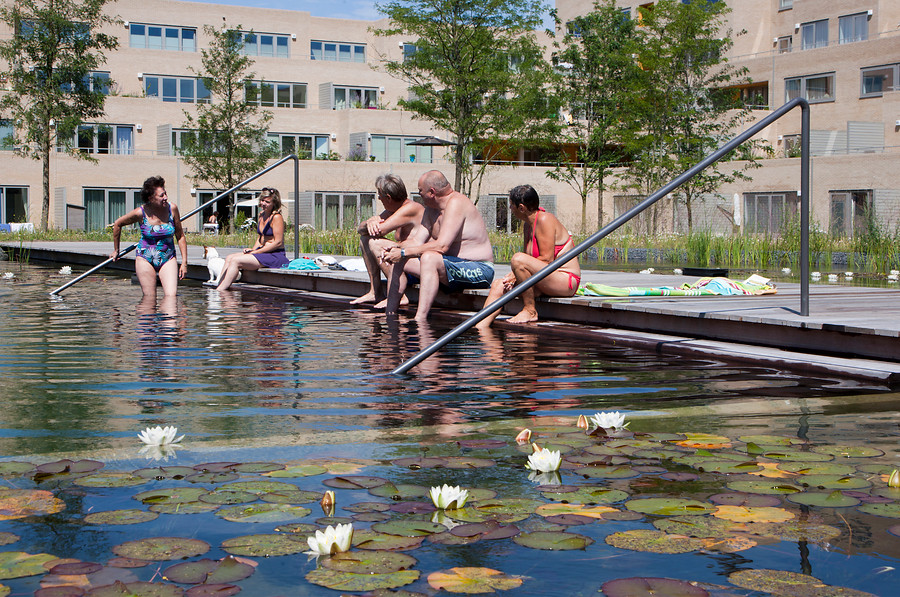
[577,275,777,298]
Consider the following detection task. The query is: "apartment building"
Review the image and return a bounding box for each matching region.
[2,0,899,238]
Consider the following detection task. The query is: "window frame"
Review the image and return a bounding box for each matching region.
[310,40,365,62]
[241,31,290,58]
[776,35,792,54]
[266,133,331,159]
[331,85,379,110]
[785,72,835,104]
[800,19,828,50]
[245,81,307,108]
[0,186,28,224]
[743,192,799,235]
[144,75,211,104]
[838,12,868,44]
[860,64,898,98]
[73,124,135,155]
[129,23,197,52]
[83,187,141,231]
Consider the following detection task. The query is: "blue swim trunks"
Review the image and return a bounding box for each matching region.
[442,255,494,291]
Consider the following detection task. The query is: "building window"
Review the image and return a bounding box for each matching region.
[779,0,792,10]
[839,12,868,44]
[785,73,834,103]
[565,21,583,37]
[782,134,801,158]
[74,124,134,155]
[800,20,828,50]
[744,192,798,234]
[0,187,28,224]
[369,135,433,163]
[0,119,14,150]
[245,81,307,108]
[144,75,211,103]
[313,192,377,230]
[239,32,289,58]
[402,43,417,62]
[332,86,378,110]
[310,41,365,62]
[129,23,196,52]
[830,190,872,237]
[83,188,141,231]
[266,133,331,159]
[860,64,897,98]
[733,83,769,109]
[777,36,792,54]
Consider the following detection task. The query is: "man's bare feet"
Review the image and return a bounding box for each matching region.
[374,296,409,310]
[350,291,380,305]
[507,309,539,324]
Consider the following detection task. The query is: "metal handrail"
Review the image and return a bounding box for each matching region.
[393,98,811,374]
[49,154,300,295]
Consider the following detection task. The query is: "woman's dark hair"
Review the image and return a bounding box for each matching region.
[141,176,165,203]
[509,184,540,211]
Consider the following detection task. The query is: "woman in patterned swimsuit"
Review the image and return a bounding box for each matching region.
[477,184,581,329]
[111,176,188,297]
[216,187,289,290]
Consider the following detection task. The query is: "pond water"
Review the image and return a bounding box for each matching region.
[0,263,898,596]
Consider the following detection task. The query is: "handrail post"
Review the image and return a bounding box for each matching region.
[294,155,300,259]
[800,103,810,316]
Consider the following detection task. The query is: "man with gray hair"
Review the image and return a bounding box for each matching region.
[381,170,494,320]
[351,173,424,306]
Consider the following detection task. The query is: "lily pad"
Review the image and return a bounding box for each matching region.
[133,466,196,480]
[112,537,210,561]
[726,480,803,495]
[259,489,322,504]
[49,560,103,576]
[369,483,429,500]
[625,498,715,516]
[185,584,239,597]
[579,466,640,479]
[457,439,508,450]
[35,459,103,475]
[605,529,704,554]
[512,530,594,550]
[371,520,446,537]
[672,434,732,449]
[229,462,284,474]
[441,456,495,469]
[542,487,629,504]
[184,472,239,484]
[85,581,183,596]
[810,445,884,458]
[107,557,152,568]
[273,522,318,535]
[0,489,65,520]
[390,457,448,469]
[787,491,860,508]
[215,503,311,523]
[777,462,856,475]
[602,577,709,597]
[653,515,740,538]
[220,534,308,557]
[450,521,520,540]
[0,462,35,476]
[744,521,842,543]
[84,509,159,525]
[352,530,425,551]
[427,567,522,593]
[0,552,58,579]
[739,435,798,447]
[343,502,391,513]
[427,531,480,546]
[306,567,419,591]
[316,516,354,526]
[198,491,258,505]
[149,502,219,515]
[218,480,298,494]
[133,487,208,505]
[535,503,616,519]
[321,550,416,574]
[760,450,832,462]
[708,492,781,507]
[0,533,17,546]
[263,464,326,478]
[73,473,147,488]
[713,506,794,523]
[727,569,876,596]
[322,476,389,489]
[162,556,254,584]
[689,460,762,474]
[858,502,900,518]
[797,475,870,490]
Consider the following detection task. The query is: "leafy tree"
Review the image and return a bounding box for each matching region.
[374,0,555,195]
[623,0,761,232]
[0,0,118,230]
[179,24,275,230]
[548,0,642,233]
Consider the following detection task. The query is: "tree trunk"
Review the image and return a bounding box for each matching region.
[41,123,51,231]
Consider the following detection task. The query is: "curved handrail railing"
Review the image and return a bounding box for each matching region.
[393,98,811,374]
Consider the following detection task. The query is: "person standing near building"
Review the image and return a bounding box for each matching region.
[110,176,188,297]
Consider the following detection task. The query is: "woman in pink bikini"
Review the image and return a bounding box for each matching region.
[477,184,581,328]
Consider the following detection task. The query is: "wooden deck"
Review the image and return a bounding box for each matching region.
[4,240,899,383]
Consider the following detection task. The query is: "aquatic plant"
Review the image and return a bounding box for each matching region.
[137,425,183,447]
[590,411,627,430]
[526,447,561,473]
[305,523,353,556]
[430,484,469,510]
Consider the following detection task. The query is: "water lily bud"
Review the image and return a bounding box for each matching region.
[320,490,335,516]
[515,428,532,444]
[889,469,900,488]
[576,414,588,429]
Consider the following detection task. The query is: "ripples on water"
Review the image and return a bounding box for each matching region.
[1,263,899,595]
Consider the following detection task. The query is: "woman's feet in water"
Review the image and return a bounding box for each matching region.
[350,291,381,305]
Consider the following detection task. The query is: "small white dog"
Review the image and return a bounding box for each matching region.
[203,246,225,286]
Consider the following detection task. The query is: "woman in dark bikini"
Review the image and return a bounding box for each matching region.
[110,176,188,297]
[476,184,581,328]
[216,187,289,290]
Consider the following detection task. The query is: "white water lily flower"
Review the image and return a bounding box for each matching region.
[889,469,900,488]
[2,272,14,279]
[430,484,469,510]
[306,523,353,556]
[891,270,900,276]
[526,447,561,473]
[137,425,184,447]
[673,268,683,275]
[811,271,821,278]
[59,266,72,275]
[590,411,627,430]
[781,268,791,275]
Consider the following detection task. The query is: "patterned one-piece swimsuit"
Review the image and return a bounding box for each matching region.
[136,206,176,271]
